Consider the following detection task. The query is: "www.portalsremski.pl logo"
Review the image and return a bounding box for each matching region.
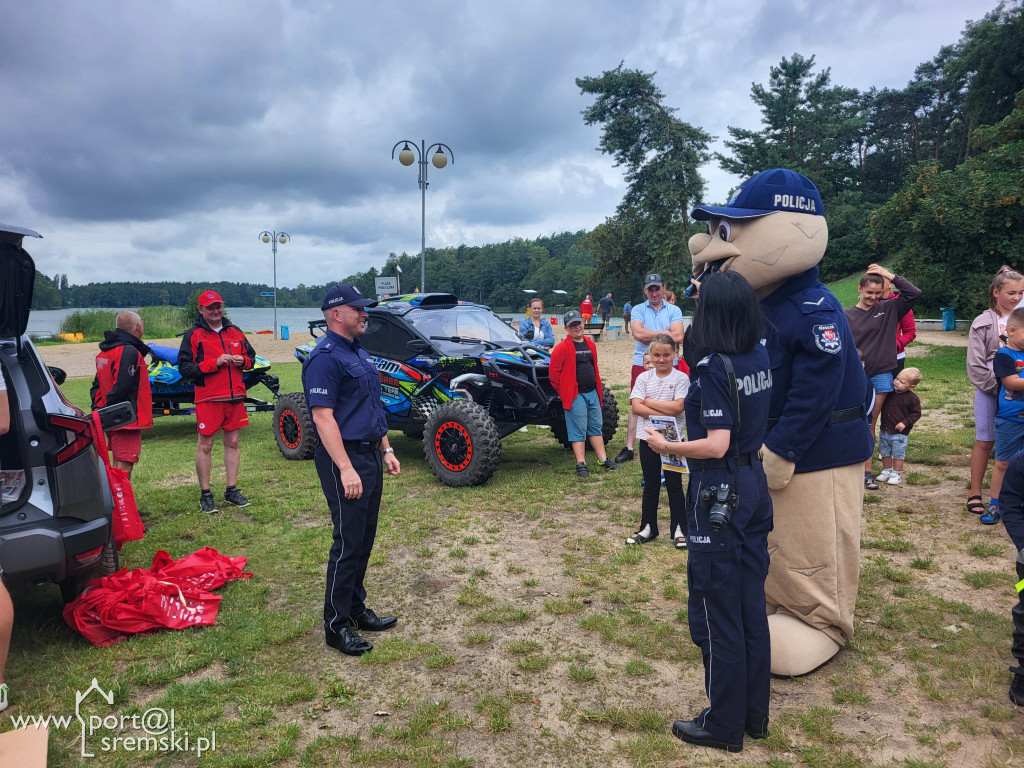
[7,678,217,758]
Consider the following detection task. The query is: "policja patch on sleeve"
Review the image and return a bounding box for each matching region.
[812,324,842,354]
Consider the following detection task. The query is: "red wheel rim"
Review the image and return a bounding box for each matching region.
[279,409,301,449]
[434,421,472,471]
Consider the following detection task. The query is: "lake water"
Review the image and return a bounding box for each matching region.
[28,307,630,336]
[28,307,326,336]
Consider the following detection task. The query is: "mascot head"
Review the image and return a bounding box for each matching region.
[688,169,828,296]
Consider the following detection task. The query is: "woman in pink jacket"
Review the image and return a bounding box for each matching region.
[967,267,1024,517]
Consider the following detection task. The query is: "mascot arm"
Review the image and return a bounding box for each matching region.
[763,316,844,467]
[761,444,796,490]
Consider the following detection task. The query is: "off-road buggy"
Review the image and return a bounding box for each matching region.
[272,293,618,487]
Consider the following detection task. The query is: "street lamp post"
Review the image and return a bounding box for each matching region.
[259,230,289,340]
[391,139,454,293]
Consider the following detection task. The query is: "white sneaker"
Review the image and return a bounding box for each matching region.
[887,473,901,485]
[876,469,892,482]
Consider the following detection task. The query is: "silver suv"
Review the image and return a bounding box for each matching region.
[0,225,133,601]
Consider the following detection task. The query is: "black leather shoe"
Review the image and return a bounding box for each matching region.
[352,608,397,632]
[1010,665,1024,705]
[745,715,769,740]
[671,719,742,753]
[325,626,373,656]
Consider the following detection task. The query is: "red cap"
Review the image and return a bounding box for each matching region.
[198,290,224,307]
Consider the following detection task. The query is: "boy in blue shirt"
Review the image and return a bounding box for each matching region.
[988,308,1024,524]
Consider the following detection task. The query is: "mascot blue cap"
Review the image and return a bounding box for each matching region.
[691,168,824,221]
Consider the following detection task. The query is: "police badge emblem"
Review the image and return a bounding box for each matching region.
[812,323,842,354]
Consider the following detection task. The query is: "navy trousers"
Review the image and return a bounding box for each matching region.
[315,443,383,635]
[685,462,773,741]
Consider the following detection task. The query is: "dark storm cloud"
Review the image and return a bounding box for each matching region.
[0,0,1001,285]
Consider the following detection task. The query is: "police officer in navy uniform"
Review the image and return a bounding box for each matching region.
[303,284,401,656]
[645,271,773,754]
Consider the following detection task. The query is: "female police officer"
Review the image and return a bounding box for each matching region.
[645,270,773,753]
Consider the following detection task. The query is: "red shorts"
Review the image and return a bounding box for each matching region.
[631,364,645,387]
[107,429,142,464]
[196,401,249,436]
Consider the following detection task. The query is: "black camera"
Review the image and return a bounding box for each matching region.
[699,483,739,530]
[524,328,534,340]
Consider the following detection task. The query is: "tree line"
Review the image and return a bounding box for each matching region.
[30,2,1023,318]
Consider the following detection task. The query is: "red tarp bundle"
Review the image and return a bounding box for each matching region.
[63,547,252,646]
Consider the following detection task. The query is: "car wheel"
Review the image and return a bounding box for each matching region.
[600,384,620,445]
[274,392,318,460]
[423,401,501,487]
[60,534,118,604]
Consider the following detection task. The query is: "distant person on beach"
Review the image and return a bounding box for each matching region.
[91,311,153,479]
[178,290,256,513]
[580,295,593,322]
[598,293,615,325]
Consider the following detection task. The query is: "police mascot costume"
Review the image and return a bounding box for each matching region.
[687,169,872,676]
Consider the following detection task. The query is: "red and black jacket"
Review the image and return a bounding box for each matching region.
[177,317,255,403]
[91,329,154,430]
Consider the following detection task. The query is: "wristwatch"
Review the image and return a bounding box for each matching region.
[382,447,395,454]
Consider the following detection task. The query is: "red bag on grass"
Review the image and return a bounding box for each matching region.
[87,411,144,546]
[106,464,144,546]
[149,547,252,591]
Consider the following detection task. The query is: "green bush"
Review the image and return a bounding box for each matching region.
[58,306,191,341]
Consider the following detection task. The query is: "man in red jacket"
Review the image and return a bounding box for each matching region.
[91,311,153,478]
[178,291,257,513]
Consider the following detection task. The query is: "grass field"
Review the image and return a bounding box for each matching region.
[5,340,1024,767]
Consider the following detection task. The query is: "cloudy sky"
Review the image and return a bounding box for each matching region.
[0,0,999,288]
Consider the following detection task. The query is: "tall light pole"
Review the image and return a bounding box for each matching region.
[391,139,454,293]
[395,263,402,296]
[259,230,289,340]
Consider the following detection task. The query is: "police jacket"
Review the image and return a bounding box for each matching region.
[760,267,872,473]
[178,317,255,403]
[91,329,154,430]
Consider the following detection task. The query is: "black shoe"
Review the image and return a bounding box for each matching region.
[613,447,634,464]
[199,493,219,514]
[1010,666,1024,706]
[671,719,742,753]
[576,462,589,478]
[352,608,397,632]
[864,475,879,491]
[224,488,251,508]
[326,626,373,656]
[599,459,618,471]
[745,715,769,740]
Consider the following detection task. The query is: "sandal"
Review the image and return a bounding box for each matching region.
[981,506,1001,525]
[967,495,986,515]
[626,531,658,545]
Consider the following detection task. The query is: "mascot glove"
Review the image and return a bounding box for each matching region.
[761,444,795,490]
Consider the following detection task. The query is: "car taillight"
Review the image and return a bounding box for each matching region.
[74,547,104,566]
[49,414,95,464]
